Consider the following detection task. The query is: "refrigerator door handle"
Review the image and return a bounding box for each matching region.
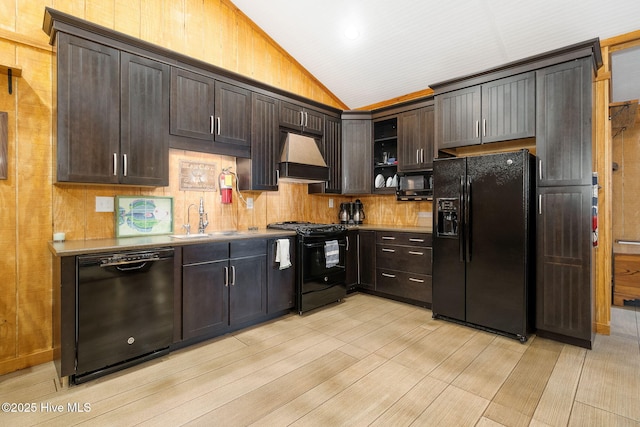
[459,176,465,262]
[465,176,472,262]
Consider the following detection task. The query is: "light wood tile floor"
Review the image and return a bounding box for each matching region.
[1,294,639,426]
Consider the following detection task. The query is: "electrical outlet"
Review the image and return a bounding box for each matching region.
[246,197,254,209]
[96,196,114,212]
[329,198,334,208]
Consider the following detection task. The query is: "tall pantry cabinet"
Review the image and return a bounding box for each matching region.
[535,57,598,349]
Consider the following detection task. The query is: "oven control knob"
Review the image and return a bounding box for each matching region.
[324,276,328,282]
[127,336,135,345]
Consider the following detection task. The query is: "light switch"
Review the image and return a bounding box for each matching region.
[96,196,114,212]
[246,197,254,209]
[329,198,334,208]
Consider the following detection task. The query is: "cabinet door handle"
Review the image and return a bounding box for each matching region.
[409,238,424,243]
[346,236,349,251]
[305,111,308,127]
[409,277,425,283]
[123,154,128,177]
[539,194,542,215]
[421,148,425,164]
[231,265,236,286]
[381,236,396,240]
[113,153,118,176]
[224,266,229,287]
[382,248,395,253]
[382,273,396,278]
[216,117,221,135]
[416,149,420,164]
[483,119,487,137]
[276,169,279,185]
[408,251,424,256]
[475,120,480,138]
[210,116,215,134]
[299,111,304,127]
[539,159,543,180]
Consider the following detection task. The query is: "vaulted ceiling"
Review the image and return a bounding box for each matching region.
[231,0,640,109]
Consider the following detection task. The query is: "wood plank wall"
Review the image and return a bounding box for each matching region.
[0,0,431,376]
[0,0,634,375]
[595,30,640,333]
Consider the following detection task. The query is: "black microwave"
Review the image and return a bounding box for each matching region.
[396,171,433,201]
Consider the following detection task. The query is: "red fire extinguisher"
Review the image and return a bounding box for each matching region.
[219,168,233,204]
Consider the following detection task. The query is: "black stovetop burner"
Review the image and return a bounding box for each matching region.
[267,221,347,236]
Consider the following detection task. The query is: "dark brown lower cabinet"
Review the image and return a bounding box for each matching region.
[182,258,228,340]
[358,231,376,290]
[345,231,359,292]
[373,231,432,306]
[267,237,296,313]
[536,185,593,348]
[182,240,267,341]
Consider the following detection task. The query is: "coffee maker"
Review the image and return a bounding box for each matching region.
[353,199,365,224]
[339,203,351,224]
[339,200,365,225]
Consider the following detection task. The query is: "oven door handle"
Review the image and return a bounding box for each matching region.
[303,241,346,249]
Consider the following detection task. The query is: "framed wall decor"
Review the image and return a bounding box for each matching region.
[179,160,217,191]
[115,195,174,237]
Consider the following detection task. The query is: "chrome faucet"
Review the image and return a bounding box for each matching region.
[183,203,197,235]
[198,197,209,234]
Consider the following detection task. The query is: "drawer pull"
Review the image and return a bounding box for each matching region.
[408,251,424,255]
[409,277,424,283]
[409,238,424,243]
[382,248,395,253]
[382,273,396,278]
[381,236,396,240]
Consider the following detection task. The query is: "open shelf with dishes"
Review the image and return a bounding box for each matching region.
[373,117,398,193]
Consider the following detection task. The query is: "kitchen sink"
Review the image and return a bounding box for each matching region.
[208,231,240,236]
[169,231,241,239]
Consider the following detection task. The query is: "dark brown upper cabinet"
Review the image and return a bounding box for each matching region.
[280,101,324,136]
[56,33,169,186]
[436,72,535,150]
[398,105,434,172]
[170,68,251,158]
[236,92,280,191]
[342,111,372,195]
[536,58,593,187]
[308,115,342,194]
[120,52,170,186]
[322,116,342,193]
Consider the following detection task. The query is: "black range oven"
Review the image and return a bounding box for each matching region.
[267,222,347,314]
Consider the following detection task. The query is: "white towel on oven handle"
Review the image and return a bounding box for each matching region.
[325,240,340,268]
[275,238,292,270]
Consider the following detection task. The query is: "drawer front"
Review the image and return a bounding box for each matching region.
[376,231,432,247]
[376,269,432,303]
[183,242,229,265]
[376,245,432,275]
[230,238,267,258]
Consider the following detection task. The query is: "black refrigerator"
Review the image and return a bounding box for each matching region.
[432,150,535,342]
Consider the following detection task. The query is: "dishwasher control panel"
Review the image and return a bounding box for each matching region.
[100,252,160,266]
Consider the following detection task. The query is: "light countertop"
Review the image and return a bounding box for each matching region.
[48,229,296,257]
[48,224,432,257]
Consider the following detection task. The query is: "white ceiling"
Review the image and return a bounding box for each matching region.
[231,0,640,109]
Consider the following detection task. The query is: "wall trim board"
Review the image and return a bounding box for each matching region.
[0,349,54,377]
[0,28,52,52]
[0,112,6,179]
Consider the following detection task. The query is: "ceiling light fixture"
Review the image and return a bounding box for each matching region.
[343,26,360,40]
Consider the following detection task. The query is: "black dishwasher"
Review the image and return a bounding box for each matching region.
[75,248,174,383]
